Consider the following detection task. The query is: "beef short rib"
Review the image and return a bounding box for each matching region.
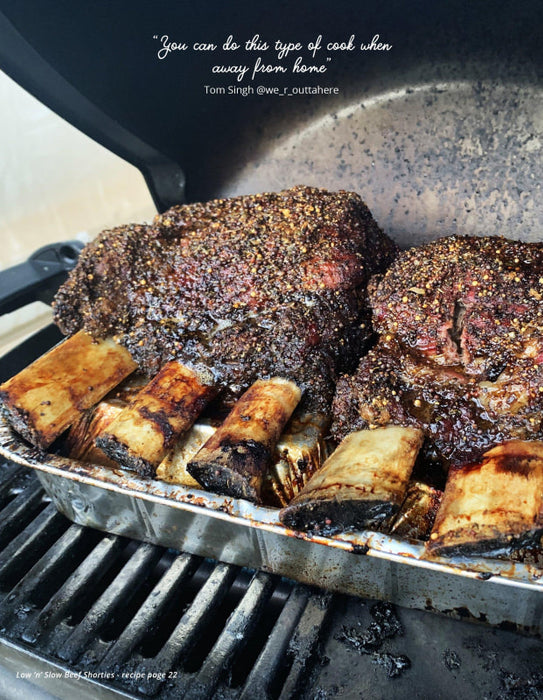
[54,186,397,414]
[332,235,543,467]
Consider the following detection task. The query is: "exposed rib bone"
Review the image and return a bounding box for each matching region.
[427,440,543,557]
[157,411,328,498]
[66,390,328,504]
[261,412,330,507]
[280,425,424,535]
[157,411,330,503]
[156,419,214,489]
[187,377,301,503]
[96,361,216,477]
[389,480,443,541]
[0,331,137,449]
[65,375,148,467]
[66,400,123,468]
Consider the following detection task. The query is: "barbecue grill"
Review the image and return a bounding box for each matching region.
[1,1,543,697]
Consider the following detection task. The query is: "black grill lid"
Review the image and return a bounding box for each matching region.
[0,0,541,212]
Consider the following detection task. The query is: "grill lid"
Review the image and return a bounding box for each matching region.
[0,0,541,223]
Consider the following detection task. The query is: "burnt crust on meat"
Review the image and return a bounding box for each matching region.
[332,235,543,467]
[281,497,396,537]
[53,186,397,412]
[371,234,543,377]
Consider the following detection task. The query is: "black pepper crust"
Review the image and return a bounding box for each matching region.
[53,186,397,412]
[332,235,543,466]
[372,234,543,376]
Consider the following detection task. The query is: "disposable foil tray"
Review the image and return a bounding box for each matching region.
[1,413,542,636]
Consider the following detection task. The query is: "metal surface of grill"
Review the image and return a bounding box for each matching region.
[0,458,333,699]
[1,458,543,700]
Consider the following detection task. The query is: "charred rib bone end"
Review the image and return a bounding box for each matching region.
[427,440,543,558]
[188,377,301,503]
[280,425,424,534]
[96,361,216,477]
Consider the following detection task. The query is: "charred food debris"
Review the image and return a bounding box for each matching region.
[336,602,411,679]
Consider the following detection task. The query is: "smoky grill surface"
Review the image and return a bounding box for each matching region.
[332,235,543,466]
[53,185,397,413]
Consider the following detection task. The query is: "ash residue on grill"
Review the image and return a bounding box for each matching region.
[336,602,411,678]
[371,651,411,678]
[443,648,462,671]
[500,670,543,699]
[462,636,543,698]
[338,601,403,652]
[311,689,339,700]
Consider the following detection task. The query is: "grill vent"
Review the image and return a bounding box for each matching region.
[0,461,332,699]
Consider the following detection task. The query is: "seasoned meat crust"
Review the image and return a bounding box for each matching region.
[332,235,543,466]
[53,186,397,412]
[371,235,543,378]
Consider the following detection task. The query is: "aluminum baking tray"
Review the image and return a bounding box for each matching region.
[1,413,543,636]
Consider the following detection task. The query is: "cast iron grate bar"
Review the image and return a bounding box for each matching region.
[136,561,238,696]
[0,463,33,507]
[0,522,90,630]
[100,551,198,675]
[0,461,24,490]
[0,505,68,584]
[21,534,126,648]
[74,551,198,672]
[239,583,311,700]
[0,482,47,550]
[278,590,334,700]
[182,571,276,700]
[57,542,164,665]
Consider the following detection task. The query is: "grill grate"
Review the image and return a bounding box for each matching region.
[1,458,543,700]
[0,460,333,699]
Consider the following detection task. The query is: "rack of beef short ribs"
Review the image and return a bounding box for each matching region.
[281,235,543,555]
[0,185,397,503]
